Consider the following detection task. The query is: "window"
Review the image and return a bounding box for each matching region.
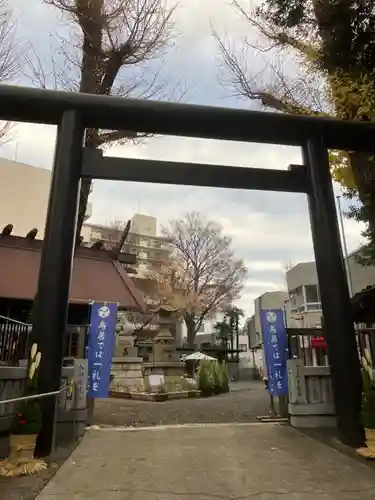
[239,344,248,352]
[305,284,319,303]
[289,286,303,310]
[198,323,205,333]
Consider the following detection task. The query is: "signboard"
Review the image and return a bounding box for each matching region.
[74,358,88,409]
[311,336,326,349]
[260,309,288,397]
[148,373,164,389]
[87,302,118,398]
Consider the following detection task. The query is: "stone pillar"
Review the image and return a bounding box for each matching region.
[288,358,336,428]
[56,359,88,446]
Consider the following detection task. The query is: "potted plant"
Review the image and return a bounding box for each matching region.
[9,343,42,460]
[357,348,375,459]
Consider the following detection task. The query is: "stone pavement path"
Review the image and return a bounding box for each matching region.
[36,423,375,500]
[93,381,269,428]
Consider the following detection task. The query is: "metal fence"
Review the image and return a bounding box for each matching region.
[0,318,89,364]
[0,315,29,365]
[287,327,375,368]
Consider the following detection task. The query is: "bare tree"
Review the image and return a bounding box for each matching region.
[213,1,329,118]
[0,0,23,144]
[32,0,179,236]
[144,256,202,312]
[163,212,247,347]
[214,0,375,261]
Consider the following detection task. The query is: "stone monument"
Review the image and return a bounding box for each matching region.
[110,312,144,394]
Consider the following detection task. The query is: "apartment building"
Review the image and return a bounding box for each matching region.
[82,213,171,276]
[285,262,322,328]
[285,254,375,328]
[0,158,92,238]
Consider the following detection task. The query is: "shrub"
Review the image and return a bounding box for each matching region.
[212,362,224,394]
[11,343,43,436]
[219,363,230,393]
[196,361,229,396]
[11,401,42,435]
[197,360,214,396]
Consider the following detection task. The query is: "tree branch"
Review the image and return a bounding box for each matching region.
[0,0,23,145]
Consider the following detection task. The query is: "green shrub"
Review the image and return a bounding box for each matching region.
[219,363,230,393]
[196,361,230,396]
[211,362,222,394]
[11,401,42,435]
[197,360,214,396]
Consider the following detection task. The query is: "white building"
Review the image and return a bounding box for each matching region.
[82,213,171,276]
[285,256,375,328]
[180,311,226,346]
[179,311,249,352]
[0,158,92,238]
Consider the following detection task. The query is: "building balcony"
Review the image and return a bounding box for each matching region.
[126,239,171,251]
[290,302,322,314]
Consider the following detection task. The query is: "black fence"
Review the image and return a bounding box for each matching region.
[287,327,375,368]
[0,315,29,365]
[0,318,89,365]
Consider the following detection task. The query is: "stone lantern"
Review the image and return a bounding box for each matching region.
[144,305,184,379]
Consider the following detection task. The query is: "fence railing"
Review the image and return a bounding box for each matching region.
[0,318,89,364]
[0,315,30,366]
[287,328,328,366]
[287,327,375,368]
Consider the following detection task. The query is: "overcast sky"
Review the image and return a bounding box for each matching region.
[1,0,365,315]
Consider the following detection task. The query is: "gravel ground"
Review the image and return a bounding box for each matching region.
[93,380,270,428]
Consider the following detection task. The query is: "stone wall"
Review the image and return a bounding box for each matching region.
[0,365,28,458]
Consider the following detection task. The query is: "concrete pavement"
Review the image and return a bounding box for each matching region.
[37,423,375,500]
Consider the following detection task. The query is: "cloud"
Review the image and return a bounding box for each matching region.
[1,0,366,317]
[246,261,286,272]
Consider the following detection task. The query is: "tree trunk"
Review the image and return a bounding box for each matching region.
[75,130,100,240]
[184,313,196,348]
[75,4,103,240]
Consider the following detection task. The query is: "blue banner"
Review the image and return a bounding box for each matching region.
[87,302,118,398]
[260,309,288,397]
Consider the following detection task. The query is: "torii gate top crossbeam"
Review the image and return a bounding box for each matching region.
[0,84,375,151]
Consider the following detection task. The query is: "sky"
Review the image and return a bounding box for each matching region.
[0,0,366,316]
